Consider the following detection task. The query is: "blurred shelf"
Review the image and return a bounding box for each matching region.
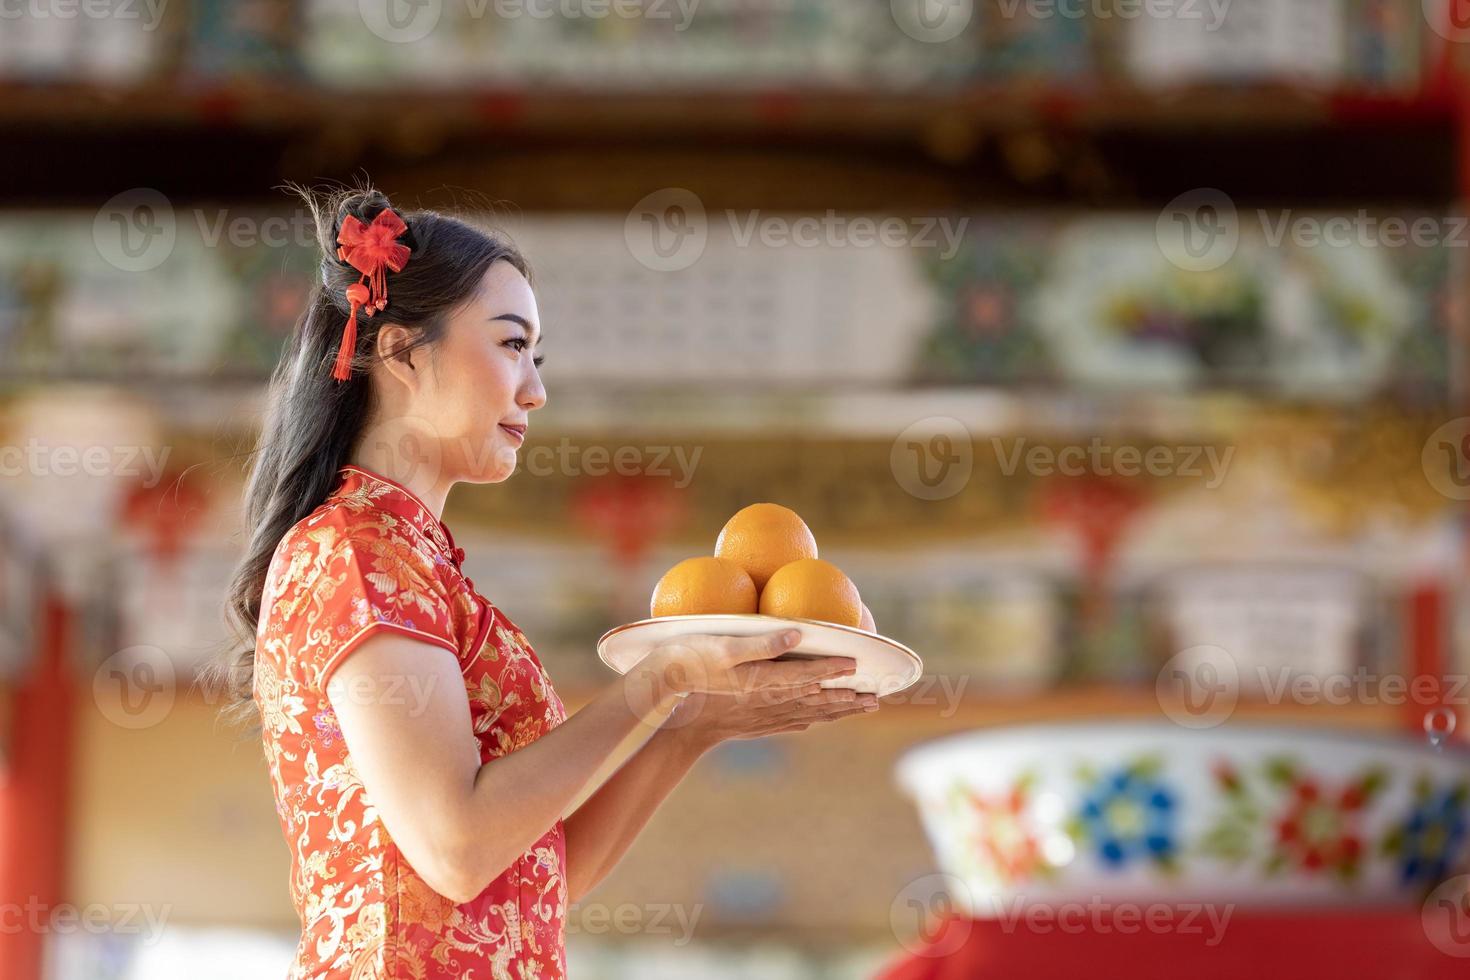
[190,679,1408,731]
[0,378,1445,434]
[0,367,270,388]
[556,683,1409,732]
[3,80,1457,135]
[530,385,1431,438]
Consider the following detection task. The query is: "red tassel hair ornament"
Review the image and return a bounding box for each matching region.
[331,208,412,381]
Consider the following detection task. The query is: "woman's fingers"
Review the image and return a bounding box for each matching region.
[788,698,878,724]
[733,656,857,693]
[766,715,854,736]
[793,689,868,707]
[645,631,871,702]
[711,629,805,665]
[748,699,877,737]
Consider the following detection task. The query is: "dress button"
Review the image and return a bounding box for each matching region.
[452,546,466,565]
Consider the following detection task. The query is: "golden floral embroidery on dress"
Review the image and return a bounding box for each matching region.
[255,465,569,979]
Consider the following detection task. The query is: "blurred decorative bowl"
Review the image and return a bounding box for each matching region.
[895,723,1470,912]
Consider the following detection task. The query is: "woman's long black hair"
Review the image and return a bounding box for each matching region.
[219,184,528,715]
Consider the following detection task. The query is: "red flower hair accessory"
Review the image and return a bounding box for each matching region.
[331,208,412,381]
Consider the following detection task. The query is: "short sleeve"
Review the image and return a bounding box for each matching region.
[299,527,460,692]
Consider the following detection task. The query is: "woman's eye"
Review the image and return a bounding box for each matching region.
[504,336,542,366]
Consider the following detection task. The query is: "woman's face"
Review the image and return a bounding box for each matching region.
[412,260,546,485]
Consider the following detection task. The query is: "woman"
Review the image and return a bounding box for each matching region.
[223,187,879,979]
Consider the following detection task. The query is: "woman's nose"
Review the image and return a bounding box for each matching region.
[521,371,547,411]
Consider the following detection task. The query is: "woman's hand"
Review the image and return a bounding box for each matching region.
[664,684,879,748]
[630,629,857,708]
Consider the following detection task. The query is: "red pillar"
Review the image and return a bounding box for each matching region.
[0,594,76,980]
[1407,582,1449,736]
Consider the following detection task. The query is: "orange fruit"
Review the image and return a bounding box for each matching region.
[650,557,758,618]
[758,558,862,627]
[714,503,818,590]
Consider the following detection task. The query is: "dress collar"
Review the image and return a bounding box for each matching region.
[330,464,466,568]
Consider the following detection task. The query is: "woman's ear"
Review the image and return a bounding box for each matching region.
[375,324,419,390]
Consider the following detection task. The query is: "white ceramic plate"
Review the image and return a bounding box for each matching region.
[597,614,923,696]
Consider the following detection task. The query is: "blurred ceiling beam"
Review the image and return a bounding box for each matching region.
[2,83,1456,209]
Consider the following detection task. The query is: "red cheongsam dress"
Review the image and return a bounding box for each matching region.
[254,464,569,979]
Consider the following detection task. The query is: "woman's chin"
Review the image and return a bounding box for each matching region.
[465,446,519,483]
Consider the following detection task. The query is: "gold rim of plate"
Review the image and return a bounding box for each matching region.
[596,613,922,670]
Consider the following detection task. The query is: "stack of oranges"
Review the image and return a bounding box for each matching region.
[650,503,875,631]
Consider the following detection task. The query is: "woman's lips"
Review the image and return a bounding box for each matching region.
[499,423,526,445]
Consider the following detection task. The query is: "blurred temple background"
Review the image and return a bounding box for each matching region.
[2,0,1470,977]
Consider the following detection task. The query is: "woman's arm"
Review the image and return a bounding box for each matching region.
[327,629,852,903]
[562,726,708,904]
[562,685,878,902]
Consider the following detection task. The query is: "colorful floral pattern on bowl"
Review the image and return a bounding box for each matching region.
[896,723,1470,912]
